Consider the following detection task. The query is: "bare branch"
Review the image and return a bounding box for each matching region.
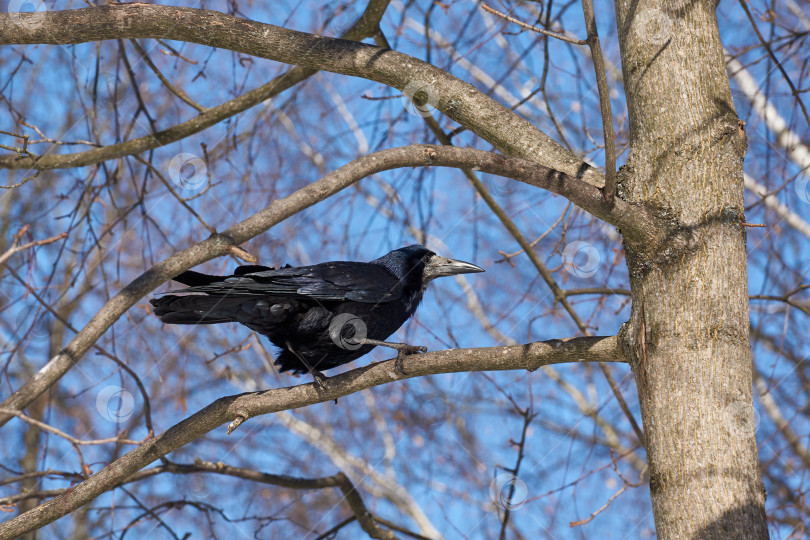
[480,4,587,45]
[0,409,142,447]
[0,227,67,267]
[167,462,398,539]
[0,143,656,429]
[580,0,617,207]
[129,39,206,113]
[0,4,603,189]
[153,461,426,539]
[0,0,391,172]
[736,0,810,127]
[0,335,624,539]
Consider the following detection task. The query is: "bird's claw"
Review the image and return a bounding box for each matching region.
[394,344,427,375]
[395,353,408,375]
[311,370,329,392]
[286,340,329,391]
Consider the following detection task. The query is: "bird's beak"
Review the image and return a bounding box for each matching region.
[424,255,485,281]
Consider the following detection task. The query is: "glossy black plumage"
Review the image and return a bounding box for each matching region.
[150,245,484,375]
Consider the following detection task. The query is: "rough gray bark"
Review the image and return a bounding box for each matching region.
[615,0,768,536]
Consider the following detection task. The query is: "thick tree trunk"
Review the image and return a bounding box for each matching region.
[615,0,769,537]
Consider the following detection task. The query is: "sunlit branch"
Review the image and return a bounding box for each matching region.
[0,335,624,539]
[0,143,657,430]
[0,3,604,190]
[0,0,391,171]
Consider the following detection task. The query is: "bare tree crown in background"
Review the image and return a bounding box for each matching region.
[0,1,808,538]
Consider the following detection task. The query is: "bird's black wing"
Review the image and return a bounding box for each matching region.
[167,262,403,303]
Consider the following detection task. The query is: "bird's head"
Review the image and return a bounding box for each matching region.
[421,250,485,282]
[375,244,484,284]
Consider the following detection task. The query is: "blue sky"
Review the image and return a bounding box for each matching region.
[1,0,808,538]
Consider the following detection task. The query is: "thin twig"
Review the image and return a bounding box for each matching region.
[156,39,198,63]
[20,120,99,147]
[0,129,32,156]
[570,485,629,526]
[0,409,143,447]
[0,228,67,267]
[133,155,216,234]
[0,169,40,190]
[750,295,810,316]
[419,117,647,448]
[228,245,257,262]
[498,407,534,540]
[564,287,631,296]
[495,205,570,265]
[313,518,357,540]
[569,450,645,526]
[129,39,206,112]
[737,0,810,128]
[581,0,617,207]
[481,4,587,45]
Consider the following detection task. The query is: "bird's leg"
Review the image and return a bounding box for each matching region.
[358,338,427,375]
[286,340,328,391]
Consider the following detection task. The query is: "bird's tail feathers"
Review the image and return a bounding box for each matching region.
[150,295,242,324]
[170,270,223,287]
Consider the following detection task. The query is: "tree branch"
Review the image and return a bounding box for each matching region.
[0,226,67,267]
[0,4,603,188]
[0,144,656,428]
[580,0,617,207]
[0,335,625,540]
[162,462,397,540]
[0,0,392,171]
[480,4,588,45]
[419,118,645,446]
